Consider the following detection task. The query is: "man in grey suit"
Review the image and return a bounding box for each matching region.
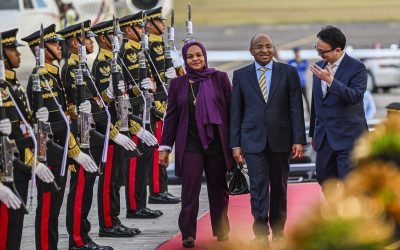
[230,34,306,248]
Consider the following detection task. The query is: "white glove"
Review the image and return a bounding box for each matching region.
[136,128,158,146]
[78,100,91,113]
[112,133,137,151]
[165,67,177,79]
[73,152,98,173]
[0,118,12,136]
[0,183,21,210]
[35,162,55,183]
[141,77,154,90]
[36,107,49,122]
[106,80,126,99]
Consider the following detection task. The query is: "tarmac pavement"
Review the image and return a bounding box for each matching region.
[20,182,210,250]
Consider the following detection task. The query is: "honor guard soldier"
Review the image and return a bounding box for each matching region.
[57,20,116,249]
[118,12,166,218]
[144,7,180,204]
[385,102,400,118]
[90,18,142,238]
[0,28,56,250]
[22,24,98,250]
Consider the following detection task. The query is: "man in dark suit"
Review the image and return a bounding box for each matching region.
[230,34,306,248]
[309,26,367,186]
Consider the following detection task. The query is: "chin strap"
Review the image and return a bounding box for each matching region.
[150,20,163,36]
[132,25,142,42]
[44,44,60,62]
[3,48,14,69]
[104,34,113,49]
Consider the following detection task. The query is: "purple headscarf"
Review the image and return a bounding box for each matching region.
[182,41,222,149]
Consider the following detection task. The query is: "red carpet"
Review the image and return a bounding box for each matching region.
[157,183,323,249]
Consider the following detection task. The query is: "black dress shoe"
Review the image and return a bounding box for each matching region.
[182,236,195,248]
[166,192,182,201]
[99,225,135,237]
[148,192,181,204]
[126,208,162,218]
[69,240,114,250]
[119,224,141,235]
[143,207,163,216]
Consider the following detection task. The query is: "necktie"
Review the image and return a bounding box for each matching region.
[323,64,335,97]
[259,67,267,102]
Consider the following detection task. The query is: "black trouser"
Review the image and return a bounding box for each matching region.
[127,122,155,211]
[35,164,68,250]
[98,142,125,228]
[0,166,30,250]
[66,146,102,247]
[148,121,168,194]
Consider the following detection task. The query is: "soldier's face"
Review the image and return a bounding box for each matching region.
[4,47,21,69]
[149,20,165,35]
[249,35,274,66]
[46,41,62,61]
[85,37,94,54]
[186,45,205,71]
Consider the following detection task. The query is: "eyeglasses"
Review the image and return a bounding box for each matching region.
[251,45,273,51]
[314,46,334,55]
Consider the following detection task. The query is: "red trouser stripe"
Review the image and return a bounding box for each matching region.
[73,165,85,247]
[0,203,8,249]
[103,145,114,227]
[152,121,163,193]
[41,192,51,250]
[129,136,138,209]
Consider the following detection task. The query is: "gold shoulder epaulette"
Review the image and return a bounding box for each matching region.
[149,34,163,43]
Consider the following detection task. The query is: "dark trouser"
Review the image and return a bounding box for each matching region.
[0,148,30,250]
[316,136,351,186]
[149,121,168,194]
[35,165,68,250]
[125,136,140,210]
[35,131,71,250]
[179,152,230,240]
[244,143,290,236]
[66,147,101,247]
[128,123,155,211]
[301,86,310,115]
[0,167,29,250]
[98,143,125,228]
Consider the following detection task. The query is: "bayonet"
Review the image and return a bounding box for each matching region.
[184,3,194,44]
[39,24,45,68]
[0,34,5,83]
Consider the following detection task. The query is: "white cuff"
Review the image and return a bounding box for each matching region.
[158,145,172,152]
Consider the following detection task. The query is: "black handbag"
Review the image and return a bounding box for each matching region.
[228,163,250,195]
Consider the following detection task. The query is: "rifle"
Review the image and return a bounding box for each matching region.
[31,24,60,192]
[142,14,168,100]
[0,33,29,213]
[184,3,194,44]
[110,16,141,157]
[75,23,102,177]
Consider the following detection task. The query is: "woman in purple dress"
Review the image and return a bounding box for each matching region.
[159,41,232,248]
